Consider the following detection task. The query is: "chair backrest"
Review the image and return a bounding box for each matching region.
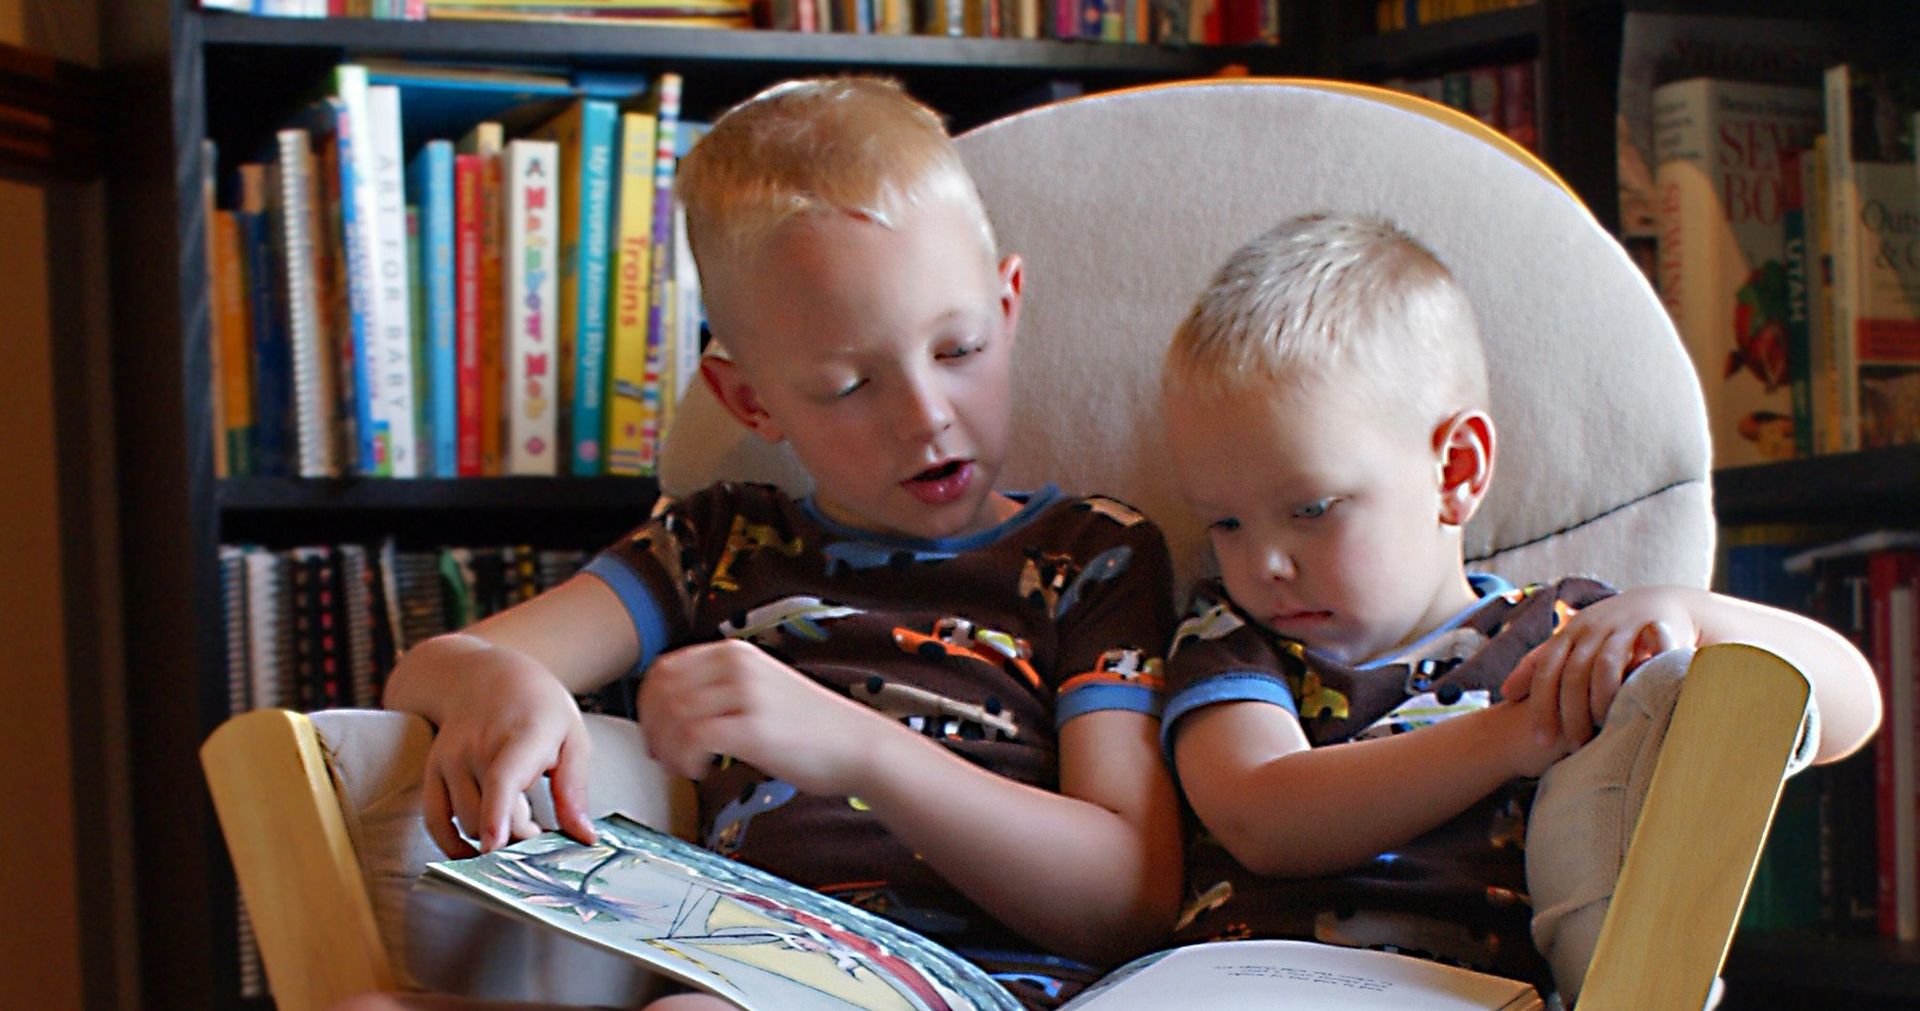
[660,79,1715,596]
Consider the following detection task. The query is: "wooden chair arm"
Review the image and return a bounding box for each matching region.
[201,708,395,1011]
[1576,643,1812,1011]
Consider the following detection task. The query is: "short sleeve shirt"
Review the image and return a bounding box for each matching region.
[583,481,1175,1001]
[1160,575,1615,988]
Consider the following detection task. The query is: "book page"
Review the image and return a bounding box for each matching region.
[423,814,1021,1011]
[1058,940,1543,1011]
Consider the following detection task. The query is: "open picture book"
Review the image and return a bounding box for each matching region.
[422,813,1545,1011]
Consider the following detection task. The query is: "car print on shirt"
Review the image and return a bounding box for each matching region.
[1052,545,1132,619]
[892,616,1043,691]
[717,595,863,646]
[706,779,798,855]
[852,676,1019,742]
[710,515,806,594]
[821,540,959,576]
[1171,599,1246,657]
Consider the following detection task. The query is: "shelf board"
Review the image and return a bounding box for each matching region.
[1712,445,1920,527]
[1342,5,1543,74]
[198,12,1287,75]
[218,476,661,513]
[1726,932,1920,1001]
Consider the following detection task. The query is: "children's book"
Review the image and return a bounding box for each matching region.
[423,814,1545,1011]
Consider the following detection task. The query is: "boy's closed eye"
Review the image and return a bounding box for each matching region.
[1291,497,1338,520]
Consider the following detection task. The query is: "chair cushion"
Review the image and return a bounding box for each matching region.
[658,79,1714,597]
[310,709,694,1000]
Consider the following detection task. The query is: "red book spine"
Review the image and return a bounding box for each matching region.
[453,154,484,476]
[1870,550,1920,938]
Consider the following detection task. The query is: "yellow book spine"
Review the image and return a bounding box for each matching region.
[606,111,660,477]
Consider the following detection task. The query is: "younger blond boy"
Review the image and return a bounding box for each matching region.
[1155,212,1880,992]
[339,78,1182,1011]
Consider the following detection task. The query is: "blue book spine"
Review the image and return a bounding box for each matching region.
[330,100,382,476]
[241,205,291,477]
[571,99,619,476]
[410,140,459,478]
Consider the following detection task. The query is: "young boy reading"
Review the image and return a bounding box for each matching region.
[341,78,1182,1011]
[1154,212,1880,991]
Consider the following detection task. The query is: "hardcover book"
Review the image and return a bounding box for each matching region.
[1652,77,1824,467]
[1823,64,1920,452]
[424,814,1545,1011]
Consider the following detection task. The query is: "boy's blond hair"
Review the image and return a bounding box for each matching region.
[677,77,996,330]
[1164,212,1488,428]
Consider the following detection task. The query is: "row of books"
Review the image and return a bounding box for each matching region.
[1381,59,1538,155]
[200,0,1280,45]
[217,541,590,721]
[217,538,590,998]
[1724,529,1920,940]
[202,0,749,27]
[1372,0,1532,34]
[1651,65,1920,469]
[208,61,709,480]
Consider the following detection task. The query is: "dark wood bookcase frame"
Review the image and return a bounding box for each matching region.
[93,0,1920,1007]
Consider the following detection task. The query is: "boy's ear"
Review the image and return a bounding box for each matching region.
[700,355,785,444]
[998,253,1024,339]
[1432,409,1495,527]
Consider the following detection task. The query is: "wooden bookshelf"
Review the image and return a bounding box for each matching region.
[100,5,1300,1008]
[1715,446,1920,528]
[1724,933,1920,1009]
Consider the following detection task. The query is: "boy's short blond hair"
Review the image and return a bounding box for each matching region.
[1164,212,1488,428]
[677,77,995,328]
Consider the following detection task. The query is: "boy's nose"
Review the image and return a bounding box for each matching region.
[1260,544,1297,581]
[894,374,954,440]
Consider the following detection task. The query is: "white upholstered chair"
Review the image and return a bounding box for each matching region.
[201,80,1815,1011]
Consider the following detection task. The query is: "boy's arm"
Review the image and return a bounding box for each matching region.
[1174,698,1560,878]
[638,639,1182,965]
[383,575,642,856]
[1694,591,1880,760]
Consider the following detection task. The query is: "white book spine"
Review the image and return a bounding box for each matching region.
[276,129,340,478]
[367,84,419,477]
[242,549,288,712]
[1824,65,1862,453]
[506,139,560,476]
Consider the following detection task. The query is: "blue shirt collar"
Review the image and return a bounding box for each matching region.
[798,483,1065,553]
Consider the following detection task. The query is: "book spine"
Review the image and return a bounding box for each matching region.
[1651,78,1821,468]
[668,199,703,435]
[571,100,619,476]
[210,209,258,477]
[454,153,485,477]
[276,128,340,478]
[506,139,560,475]
[643,74,683,479]
[605,110,659,477]
[240,164,291,477]
[1782,148,1814,459]
[1824,65,1861,454]
[410,141,459,477]
[460,123,507,476]
[1871,551,1920,939]
[367,83,419,477]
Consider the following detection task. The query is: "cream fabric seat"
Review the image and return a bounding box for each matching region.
[201,80,1813,1011]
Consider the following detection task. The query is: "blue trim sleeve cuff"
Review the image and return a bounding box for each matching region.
[1055,683,1160,727]
[582,554,670,673]
[1159,672,1299,767]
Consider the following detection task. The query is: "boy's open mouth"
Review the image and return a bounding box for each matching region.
[903,459,973,505]
[909,460,965,483]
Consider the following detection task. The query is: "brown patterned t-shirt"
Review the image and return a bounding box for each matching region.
[582,481,1175,1006]
[1160,574,1615,990]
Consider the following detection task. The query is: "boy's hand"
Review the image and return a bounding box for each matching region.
[639,638,900,796]
[416,641,597,857]
[1490,699,1573,779]
[1502,587,1700,750]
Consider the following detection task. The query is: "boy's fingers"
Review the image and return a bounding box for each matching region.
[1502,649,1537,701]
[509,795,542,841]
[1589,631,1635,730]
[551,728,597,844]
[445,771,487,854]
[423,772,477,858]
[478,736,552,852]
[1528,638,1571,744]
